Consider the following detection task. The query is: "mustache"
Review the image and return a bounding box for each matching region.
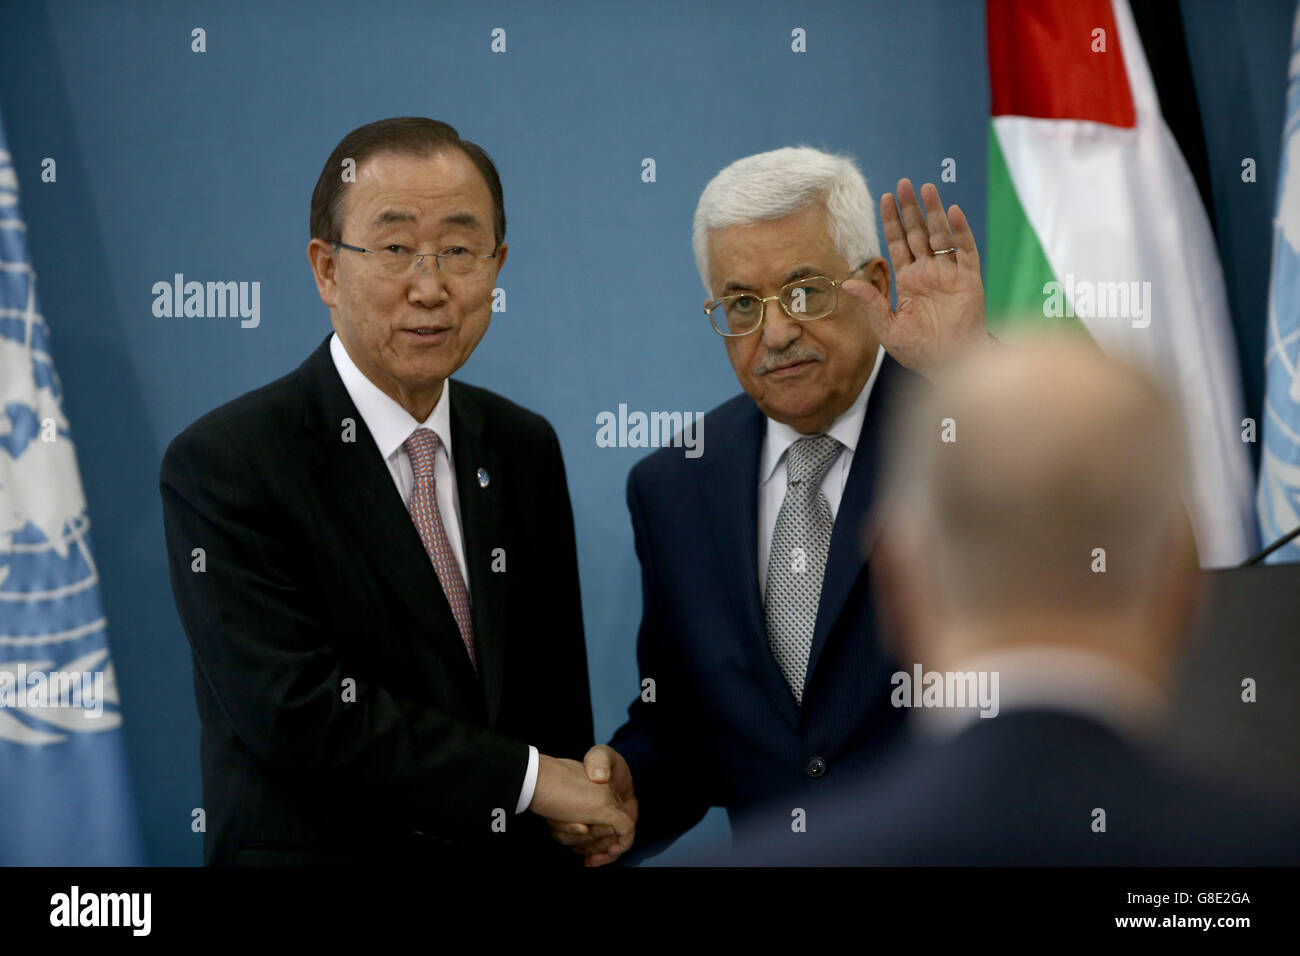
[755,344,823,376]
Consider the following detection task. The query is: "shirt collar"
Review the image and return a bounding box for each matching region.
[329,331,453,463]
[759,345,884,487]
[912,644,1168,744]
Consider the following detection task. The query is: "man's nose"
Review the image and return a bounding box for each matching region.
[760,298,800,350]
[408,257,450,302]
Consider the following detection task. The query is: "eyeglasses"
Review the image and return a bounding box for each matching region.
[333,240,499,278]
[704,265,868,337]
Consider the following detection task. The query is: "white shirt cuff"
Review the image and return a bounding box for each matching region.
[515,745,539,814]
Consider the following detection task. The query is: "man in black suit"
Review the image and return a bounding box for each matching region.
[723,340,1300,865]
[160,117,633,865]
[547,147,997,864]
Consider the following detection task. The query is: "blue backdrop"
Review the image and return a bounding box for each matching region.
[0,0,1289,864]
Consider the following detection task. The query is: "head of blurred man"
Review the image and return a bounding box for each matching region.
[871,337,1202,692]
[694,147,893,434]
[307,117,508,421]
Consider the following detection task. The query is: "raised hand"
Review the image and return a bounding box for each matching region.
[545,744,638,867]
[842,178,989,378]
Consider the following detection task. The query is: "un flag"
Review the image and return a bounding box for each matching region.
[0,115,145,865]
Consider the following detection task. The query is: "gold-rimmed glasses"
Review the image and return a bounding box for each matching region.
[704,264,868,337]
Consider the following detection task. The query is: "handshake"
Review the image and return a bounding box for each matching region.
[528,745,637,867]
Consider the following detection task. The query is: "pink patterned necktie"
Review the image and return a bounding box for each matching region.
[403,427,476,672]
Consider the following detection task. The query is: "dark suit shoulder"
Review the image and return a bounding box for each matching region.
[733,709,1300,865]
[161,362,304,481]
[450,379,559,446]
[628,391,756,490]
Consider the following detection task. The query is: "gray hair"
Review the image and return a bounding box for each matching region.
[691,145,880,294]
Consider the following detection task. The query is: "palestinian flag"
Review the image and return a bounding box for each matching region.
[984,0,1257,567]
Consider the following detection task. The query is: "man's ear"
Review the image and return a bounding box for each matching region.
[865,256,891,301]
[841,257,892,314]
[307,238,339,308]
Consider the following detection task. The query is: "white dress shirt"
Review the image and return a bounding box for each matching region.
[329,333,538,814]
[757,345,885,599]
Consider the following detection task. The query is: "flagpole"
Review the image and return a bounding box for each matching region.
[1237,523,1300,567]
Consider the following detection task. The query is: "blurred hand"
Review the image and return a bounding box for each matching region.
[529,752,635,864]
[545,744,638,867]
[842,178,989,379]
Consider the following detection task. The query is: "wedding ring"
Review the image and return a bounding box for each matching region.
[932,247,958,256]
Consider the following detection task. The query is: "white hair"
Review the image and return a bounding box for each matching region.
[691,145,880,294]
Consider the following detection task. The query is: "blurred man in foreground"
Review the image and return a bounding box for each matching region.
[722,338,1300,865]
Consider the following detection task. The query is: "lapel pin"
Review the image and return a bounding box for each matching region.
[476,467,490,488]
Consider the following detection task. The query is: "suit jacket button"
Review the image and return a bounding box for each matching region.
[805,756,827,778]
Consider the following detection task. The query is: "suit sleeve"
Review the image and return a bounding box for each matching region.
[608,465,721,855]
[532,419,595,759]
[160,417,530,843]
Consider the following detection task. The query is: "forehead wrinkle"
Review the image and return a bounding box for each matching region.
[708,207,839,294]
[366,207,486,231]
[360,211,490,252]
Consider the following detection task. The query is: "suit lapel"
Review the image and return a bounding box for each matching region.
[701,400,803,730]
[448,384,509,725]
[298,336,478,688]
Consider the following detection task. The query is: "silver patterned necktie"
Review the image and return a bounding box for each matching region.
[764,434,842,703]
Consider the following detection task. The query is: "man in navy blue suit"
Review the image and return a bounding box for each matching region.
[720,340,1300,865]
[545,147,997,863]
